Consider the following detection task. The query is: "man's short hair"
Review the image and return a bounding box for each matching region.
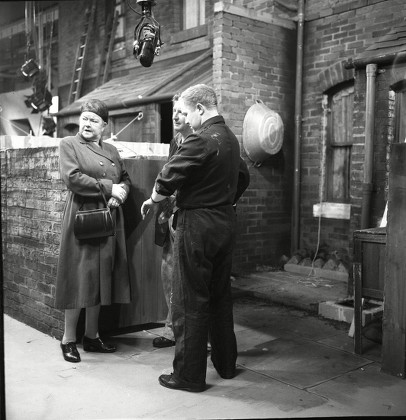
[181,84,218,109]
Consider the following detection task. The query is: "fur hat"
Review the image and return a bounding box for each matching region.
[80,99,109,123]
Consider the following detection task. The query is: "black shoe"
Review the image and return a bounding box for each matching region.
[83,336,116,353]
[153,336,175,348]
[61,342,81,363]
[158,373,206,392]
[218,370,235,379]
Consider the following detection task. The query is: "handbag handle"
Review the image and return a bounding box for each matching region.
[78,180,109,210]
[97,181,109,207]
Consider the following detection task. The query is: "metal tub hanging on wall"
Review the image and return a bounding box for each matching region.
[242,100,284,166]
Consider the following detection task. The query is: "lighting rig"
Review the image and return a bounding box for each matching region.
[23,68,53,113]
[129,0,163,67]
[21,58,40,79]
[20,1,53,113]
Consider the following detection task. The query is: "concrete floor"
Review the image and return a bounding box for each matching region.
[4,291,406,419]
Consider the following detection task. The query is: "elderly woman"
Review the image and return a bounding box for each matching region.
[56,99,131,363]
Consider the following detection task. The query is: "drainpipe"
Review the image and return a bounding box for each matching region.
[360,63,377,229]
[291,0,305,252]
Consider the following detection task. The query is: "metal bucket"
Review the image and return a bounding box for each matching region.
[242,100,284,165]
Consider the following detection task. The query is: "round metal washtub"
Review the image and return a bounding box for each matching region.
[242,100,284,165]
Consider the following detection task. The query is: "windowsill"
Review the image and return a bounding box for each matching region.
[313,202,351,220]
[171,24,208,44]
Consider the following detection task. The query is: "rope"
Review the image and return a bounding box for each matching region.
[37,114,43,137]
[104,111,144,155]
[299,97,328,284]
[114,111,143,137]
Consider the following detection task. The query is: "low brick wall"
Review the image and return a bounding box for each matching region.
[1,146,66,338]
[1,141,258,337]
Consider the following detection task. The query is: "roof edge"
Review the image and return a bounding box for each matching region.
[53,93,175,118]
[55,49,213,118]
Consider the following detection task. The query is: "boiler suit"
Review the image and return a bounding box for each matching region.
[154,115,250,387]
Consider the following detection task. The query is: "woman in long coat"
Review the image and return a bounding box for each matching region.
[56,99,131,363]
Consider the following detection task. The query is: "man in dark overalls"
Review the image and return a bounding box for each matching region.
[141,84,250,392]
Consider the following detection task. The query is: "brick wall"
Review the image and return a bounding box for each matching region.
[300,0,406,258]
[213,6,296,272]
[1,146,65,338]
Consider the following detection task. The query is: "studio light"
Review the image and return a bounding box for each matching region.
[131,0,163,67]
[21,59,40,78]
[23,68,53,112]
[25,89,53,113]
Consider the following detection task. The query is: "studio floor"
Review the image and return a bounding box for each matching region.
[4,271,406,419]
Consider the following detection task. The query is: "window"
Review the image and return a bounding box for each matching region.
[325,84,354,202]
[392,80,406,143]
[183,0,205,29]
[112,0,126,59]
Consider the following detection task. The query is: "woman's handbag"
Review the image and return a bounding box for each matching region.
[74,182,115,240]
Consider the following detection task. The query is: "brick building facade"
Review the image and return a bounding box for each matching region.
[299,0,406,262]
[54,0,297,272]
[2,0,406,336]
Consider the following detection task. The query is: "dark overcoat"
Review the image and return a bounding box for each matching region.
[55,134,131,309]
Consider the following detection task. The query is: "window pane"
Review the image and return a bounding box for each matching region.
[327,84,354,202]
[331,86,353,144]
[199,0,205,25]
[396,91,406,143]
[183,0,205,29]
[331,146,350,201]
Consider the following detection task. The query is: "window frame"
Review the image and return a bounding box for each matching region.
[325,82,355,204]
[391,80,406,144]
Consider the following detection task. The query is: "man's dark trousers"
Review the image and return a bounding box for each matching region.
[171,205,237,386]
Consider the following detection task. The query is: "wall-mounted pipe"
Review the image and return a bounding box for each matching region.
[345,52,406,70]
[291,0,305,252]
[360,63,377,229]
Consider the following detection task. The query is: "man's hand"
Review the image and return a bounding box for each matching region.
[157,197,174,224]
[141,198,159,219]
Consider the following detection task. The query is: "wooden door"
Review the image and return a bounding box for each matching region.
[382,142,406,378]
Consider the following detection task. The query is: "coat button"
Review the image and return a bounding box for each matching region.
[99,161,104,165]
[112,163,115,166]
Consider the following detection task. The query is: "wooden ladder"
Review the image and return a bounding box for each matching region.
[96,10,119,87]
[68,0,96,104]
